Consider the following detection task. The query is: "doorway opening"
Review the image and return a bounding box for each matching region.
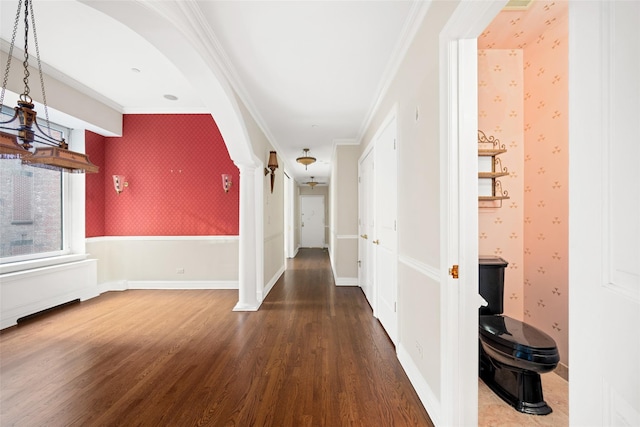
[476,1,569,423]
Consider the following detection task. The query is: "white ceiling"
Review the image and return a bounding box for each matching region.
[0,0,426,184]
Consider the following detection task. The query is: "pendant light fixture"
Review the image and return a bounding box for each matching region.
[306,177,318,188]
[0,0,98,173]
[296,148,316,169]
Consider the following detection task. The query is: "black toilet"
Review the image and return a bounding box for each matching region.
[478,256,560,415]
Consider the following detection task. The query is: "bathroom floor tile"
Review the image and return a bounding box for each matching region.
[479,372,568,426]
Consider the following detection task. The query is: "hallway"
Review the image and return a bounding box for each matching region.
[0,248,433,426]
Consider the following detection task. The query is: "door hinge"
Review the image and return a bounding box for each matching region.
[394,220,397,231]
[394,302,397,312]
[449,264,459,279]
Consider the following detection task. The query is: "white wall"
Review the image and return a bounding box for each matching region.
[358,1,461,421]
[0,51,122,137]
[328,144,359,286]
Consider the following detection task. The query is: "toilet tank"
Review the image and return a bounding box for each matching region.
[479,256,508,315]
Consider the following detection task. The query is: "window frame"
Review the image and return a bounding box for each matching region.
[0,105,74,267]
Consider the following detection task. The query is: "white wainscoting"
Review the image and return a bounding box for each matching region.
[398,254,442,424]
[86,236,239,286]
[331,234,359,286]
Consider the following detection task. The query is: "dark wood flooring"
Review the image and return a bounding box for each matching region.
[0,248,433,426]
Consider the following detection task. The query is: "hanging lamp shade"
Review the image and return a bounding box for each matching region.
[296,148,316,169]
[24,146,99,173]
[0,131,31,158]
[307,177,318,188]
[0,0,98,173]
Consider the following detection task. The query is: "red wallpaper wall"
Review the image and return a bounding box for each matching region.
[85,131,106,237]
[85,114,239,237]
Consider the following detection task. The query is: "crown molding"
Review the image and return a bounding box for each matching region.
[356,0,433,145]
[174,1,286,156]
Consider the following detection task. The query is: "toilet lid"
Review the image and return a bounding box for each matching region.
[479,315,557,351]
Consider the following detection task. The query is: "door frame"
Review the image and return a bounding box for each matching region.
[439,1,506,425]
[373,113,398,345]
[358,144,376,310]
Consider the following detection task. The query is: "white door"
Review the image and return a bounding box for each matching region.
[374,117,398,344]
[569,2,640,424]
[358,148,375,307]
[300,195,324,248]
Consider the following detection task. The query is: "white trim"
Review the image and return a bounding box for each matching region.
[398,254,440,282]
[336,235,358,240]
[85,235,239,242]
[397,343,442,427]
[334,277,358,287]
[0,253,88,275]
[126,280,238,290]
[96,280,240,294]
[437,2,505,426]
[260,265,285,301]
[99,281,127,294]
[264,232,283,242]
[356,2,433,143]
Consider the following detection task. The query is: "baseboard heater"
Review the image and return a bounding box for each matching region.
[16,299,80,324]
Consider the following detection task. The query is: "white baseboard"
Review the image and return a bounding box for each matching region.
[334,277,358,286]
[100,280,238,291]
[397,343,442,427]
[260,265,285,301]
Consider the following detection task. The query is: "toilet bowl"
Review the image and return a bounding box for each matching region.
[478,256,560,415]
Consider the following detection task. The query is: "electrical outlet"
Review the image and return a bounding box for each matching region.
[176,268,185,274]
[416,341,423,359]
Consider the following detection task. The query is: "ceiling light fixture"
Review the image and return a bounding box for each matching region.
[0,0,98,173]
[306,177,318,188]
[296,148,316,169]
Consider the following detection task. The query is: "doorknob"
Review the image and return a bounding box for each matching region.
[449,264,459,279]
[373,239,380,245]
[360,234,368,239]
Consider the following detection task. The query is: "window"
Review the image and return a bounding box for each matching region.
[1,106,67,262]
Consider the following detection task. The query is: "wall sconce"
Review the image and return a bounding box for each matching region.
[113,175,128,194]
[264,151,278,193]
[222,174,232,192]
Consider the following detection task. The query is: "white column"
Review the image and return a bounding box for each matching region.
[234,163,260,311]
[68,128,87,255]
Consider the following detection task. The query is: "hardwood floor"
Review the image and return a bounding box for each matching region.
[0,249,433,426]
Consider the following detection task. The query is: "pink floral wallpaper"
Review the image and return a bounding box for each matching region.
[478,49,525,319]
[478,0,568,367]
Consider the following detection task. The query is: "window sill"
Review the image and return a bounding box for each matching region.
[0,254,88,275]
